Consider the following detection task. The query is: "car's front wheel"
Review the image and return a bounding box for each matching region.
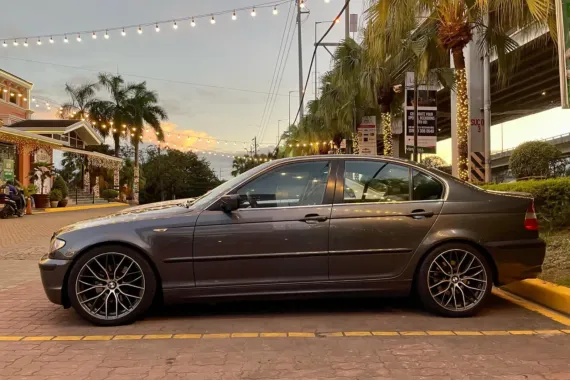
[67,245,157,326]
[417,243,492,317]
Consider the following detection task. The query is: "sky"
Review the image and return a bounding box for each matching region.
[1,0,366,179]
[1,0,569,179]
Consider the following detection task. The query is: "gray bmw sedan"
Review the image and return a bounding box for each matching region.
[39,156,545,326]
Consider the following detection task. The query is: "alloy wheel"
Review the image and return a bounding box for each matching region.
[75,252,145,320]
[427,249,488,312]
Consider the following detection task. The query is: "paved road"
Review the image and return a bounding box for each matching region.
[1,209,570,379]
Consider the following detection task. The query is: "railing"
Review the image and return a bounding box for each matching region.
[491,132,570,156]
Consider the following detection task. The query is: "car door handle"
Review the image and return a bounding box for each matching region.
[300,214,328,223]
[408,209,434,219]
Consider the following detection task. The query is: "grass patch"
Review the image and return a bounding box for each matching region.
[540,229,570,286]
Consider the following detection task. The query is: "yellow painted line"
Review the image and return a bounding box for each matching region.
[113,335,144,340]
[400,331,427,336]
[22,336,54,341]
[52,336,83,341]
[288,332,315,338]
[82,335,113,341]
[43,202,125,213]
[0,336,23,341]
[230,333,259,338]
[481,331,511,336]
[502,279,570,315]
[173,334,202,339]
[343,331,372,337]
[535,330,564,335]
[427,331,455,336]
[202,333,230,339]
[493,288,570,327]
[454,331,483,336]
[143,334,173,340]
[320,332,343,337]
[260,332,287,338]
[508,330,535,335]
[372,331,400,336]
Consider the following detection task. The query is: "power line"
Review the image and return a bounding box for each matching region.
[291,1,351,126]
[256,0,295,139]
[0,55,299,98]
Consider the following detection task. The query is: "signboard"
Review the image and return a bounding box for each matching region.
[349,14,358,33]
[557,0,570,108]
[357,116,377,156]
[404,72,437,154]
[1,159,14,182]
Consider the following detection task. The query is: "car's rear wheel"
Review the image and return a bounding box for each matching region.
[417,243,492,317]
[67,245,156,326]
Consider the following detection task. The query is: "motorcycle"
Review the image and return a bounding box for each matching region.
[0,184,25,219]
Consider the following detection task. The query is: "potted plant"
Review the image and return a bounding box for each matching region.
[52,176,69,207]
[29,162,54,209]
[49,189,62,208]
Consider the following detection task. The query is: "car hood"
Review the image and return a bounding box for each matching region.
[55,203,193,235]
[121,198,195,212]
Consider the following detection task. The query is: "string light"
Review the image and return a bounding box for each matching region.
[211,15,216,24]
[251,7,257,16]
[23,39,28,47]
[49,36,54,43]
[155,23,160,32]
[300,0,305,8]
[381,113,393,156]
[138,26,143,34]
[232,10,237,20]
[64,35,69,43]
[173,21,178,29]
[104,30,110,39]
[3,41,7,48]
[191,18,196,27]
[273,6,278,14]
[121,28,126,36]
[92,31,97,39]
[13,40,18,46]
[37,38,42,45]
[76,33,81,42]
[325,0,330,3]
[456,68,469,181]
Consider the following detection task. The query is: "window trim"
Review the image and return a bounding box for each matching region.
[207,159,338,211]
[335,159,445,205]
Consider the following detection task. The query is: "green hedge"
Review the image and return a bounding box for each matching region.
[482,178,570,230]
[101,189,119,200]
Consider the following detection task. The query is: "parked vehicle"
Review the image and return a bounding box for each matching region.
[39,156,545,326]
[0,183,25,219]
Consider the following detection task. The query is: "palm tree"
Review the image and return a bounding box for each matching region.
[126,83,167,202]
[60,83,99,121]
[91,74,142,157]
[366,0,553,180]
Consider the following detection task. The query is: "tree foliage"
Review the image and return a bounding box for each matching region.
[509,141,564,179]
[140,147,221,203]
[231,154,272,176]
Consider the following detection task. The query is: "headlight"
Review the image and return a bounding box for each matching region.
[49,238,66,253]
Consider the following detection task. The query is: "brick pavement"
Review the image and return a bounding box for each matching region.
[1,207,570,379]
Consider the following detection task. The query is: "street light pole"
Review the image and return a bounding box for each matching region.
[277,119,286,145]
[288,90,295,127]
[296,0,305,120]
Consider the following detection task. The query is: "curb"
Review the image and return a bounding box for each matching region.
[40,202,126,213]
[502,279,570,315]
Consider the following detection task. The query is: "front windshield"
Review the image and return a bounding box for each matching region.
[190,161,273,209]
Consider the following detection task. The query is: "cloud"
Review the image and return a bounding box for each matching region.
[144,122,239,152]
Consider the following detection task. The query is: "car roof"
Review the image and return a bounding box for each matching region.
[271,154,427,168]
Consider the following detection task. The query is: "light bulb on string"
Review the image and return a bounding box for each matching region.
[37,38,42,45]
[64,35,69,43]
[49,36,54,44]
[138,26,143,34]
[76,33,81,42]
[3,41,7,48]
[173,21,178,29]
[121,28,126,36]
[232,11,237,20]
[300,0,305,8]
[191,18,196,27]
[325,0,330,3]
[13,40,18,47]
[210,15,216,24]
[104,30,109,39]
[155,23,160,32]
[251,7,256,16]
[92,31,97,39]
[273,6,278,15]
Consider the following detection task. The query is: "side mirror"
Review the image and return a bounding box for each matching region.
[220,194,240,213]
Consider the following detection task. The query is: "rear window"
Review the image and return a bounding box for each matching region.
[412,170,444,200]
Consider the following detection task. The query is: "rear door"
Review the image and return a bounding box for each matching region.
[328,160,444,281]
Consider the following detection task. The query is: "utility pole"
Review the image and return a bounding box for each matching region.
[252,137,258,156]
[289,91,295,127]
[345,0,350,39]
[297,0,305,120]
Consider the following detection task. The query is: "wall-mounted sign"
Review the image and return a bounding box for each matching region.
[357,116,377,156]
[404,72,438,154]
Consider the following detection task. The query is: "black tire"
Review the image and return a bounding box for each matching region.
[416,243,493,318]
[67,245,157,326]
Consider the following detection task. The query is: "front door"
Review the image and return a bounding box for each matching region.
[329,160,444,281]
[193,160,335,287]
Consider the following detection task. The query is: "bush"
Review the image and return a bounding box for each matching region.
[52,176,69,199]
[49,189,62,202]
[482,178,570,230]
[509,141,564,179]
[101,189,119,200]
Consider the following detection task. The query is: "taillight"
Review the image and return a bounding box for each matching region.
[524,202,539,231]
